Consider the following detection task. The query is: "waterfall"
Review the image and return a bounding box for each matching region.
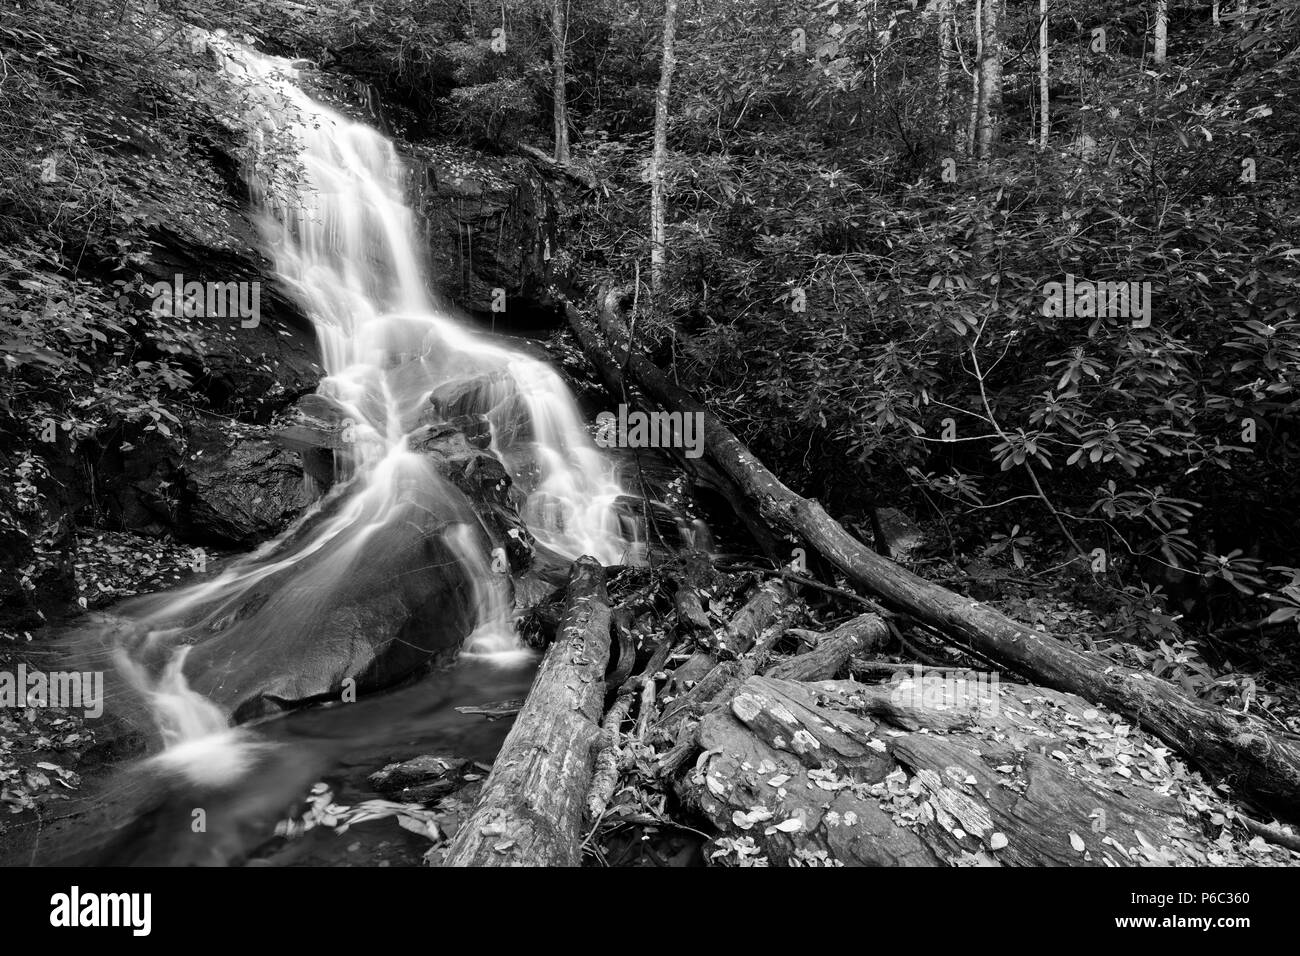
[104,33,671,775]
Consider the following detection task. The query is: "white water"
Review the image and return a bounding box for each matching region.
[105,34,686,775]
[230,41,637,573]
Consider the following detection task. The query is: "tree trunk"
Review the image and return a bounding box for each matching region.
[967,0,981,155]
[975,0,1002,162]
[649,0,679,295]
[1153,0,1168,65]
[1038,0,1049,147]
[567,290,1300,820]
[938,0,953,135]
[550,0,570,164]
[442,557,612,866]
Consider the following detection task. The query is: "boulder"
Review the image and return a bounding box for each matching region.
[368,754,468,801]
[181,420,313,547]
[170,478,481,722]
[410,416,534,574]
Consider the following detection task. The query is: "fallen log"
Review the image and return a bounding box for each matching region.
[568,290,1300,819]
[679,675,1257,867]
[443,557,612,866]
[765,613,889,682]
[659,580,796,730]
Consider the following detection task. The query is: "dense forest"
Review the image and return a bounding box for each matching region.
[1,0,1299,880]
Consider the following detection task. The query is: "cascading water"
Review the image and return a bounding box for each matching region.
[233,41,636,570]
[98,34,687,776]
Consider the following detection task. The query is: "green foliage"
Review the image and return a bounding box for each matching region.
[569,0,1300,639]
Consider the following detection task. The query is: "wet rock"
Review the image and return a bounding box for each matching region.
[410,148,564,319]
[420,372,533,446]
[182,420,313,547]
[173,486,481,721]
[368,755,467,796]
[410,417,534,574]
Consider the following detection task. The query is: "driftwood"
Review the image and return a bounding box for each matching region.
[443,557,612,866]
[765,613,889,682]
[568,291,1300,820]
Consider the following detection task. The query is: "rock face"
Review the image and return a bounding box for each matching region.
[409,416,534,573]
[131,214,322,422]
[409,146,565,321]
[872,506,925,564]
[83,417,314,547]
[182,420,314,547]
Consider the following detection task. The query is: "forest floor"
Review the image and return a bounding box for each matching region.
[4,527,1300,867]
[565,555,1300,868]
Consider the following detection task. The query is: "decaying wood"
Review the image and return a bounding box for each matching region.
[1239,814,1300,853]
[517,142,597,188]
[587,691,636,819]
[658,580,799,733]
[765,613,889,682]
[443,557,612,866]
[607,608,638,688]
[570,291,1300,819]
[678,675,1227,867]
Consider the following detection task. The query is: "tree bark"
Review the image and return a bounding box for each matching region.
[649,0,679,294]
[550,0,570,164]
[443,557,612,866]
[967,0,981,155]
[975,0,1002,162]
[938,0,953,135]
[568,290,1300,819]
[1153,0,1168,65]
[1038,0,1049,147]
[765,613,889,682]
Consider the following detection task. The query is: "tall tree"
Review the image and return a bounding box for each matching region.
[938,0,953,134]
[1039,0,1049,147]
[1153,0,1168,65]
[550,0,570,163]
[967,0,981,155]
[650,0,679,295]
[975,0,1002,162]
